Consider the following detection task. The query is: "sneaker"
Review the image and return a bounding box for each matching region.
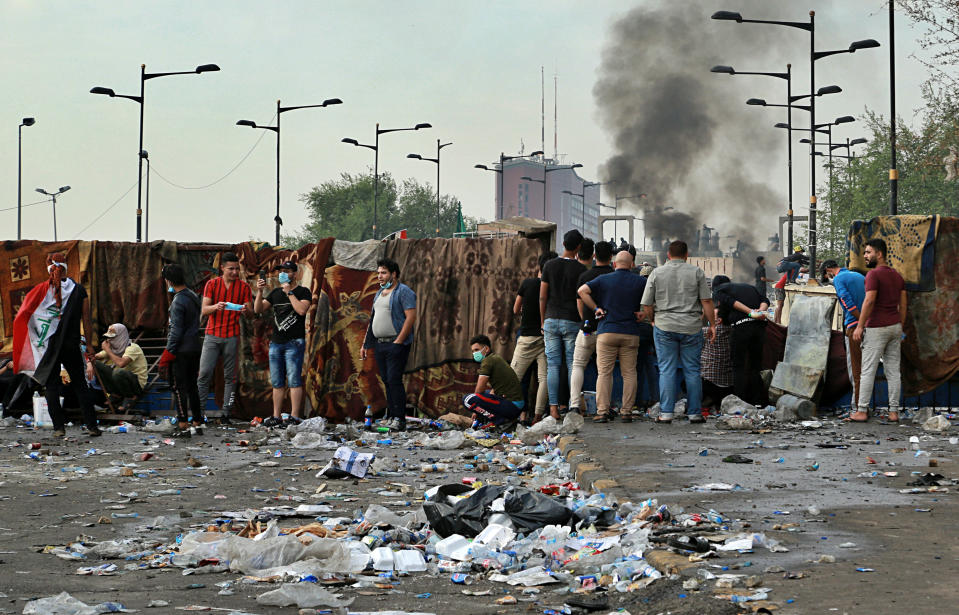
[171,428,192,439]
[85,426,103,437]
[283,416,303,427]
[263,416,283,428]
[190,425,204,437]
[688,414,705,424]
[655,414,674,424]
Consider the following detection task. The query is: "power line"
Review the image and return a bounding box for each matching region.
[150,112,277,190]
[72,177,140,238]
[0,198,51,213]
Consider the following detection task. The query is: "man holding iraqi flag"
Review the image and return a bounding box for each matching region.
[12,252,100,437]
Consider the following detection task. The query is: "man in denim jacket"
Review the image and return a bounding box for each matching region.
[363,258,417,431]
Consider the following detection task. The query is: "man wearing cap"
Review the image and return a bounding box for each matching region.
[821,260,866,414]
[197,252,253,421]
[777,246,809,283]
[255,261,313,428]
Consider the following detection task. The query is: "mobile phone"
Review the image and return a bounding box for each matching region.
[258,270,266,281]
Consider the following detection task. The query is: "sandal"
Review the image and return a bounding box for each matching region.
[848,411,869,423]
[593,414,610,423]
[887,411,899,422]
[655,414,674,424]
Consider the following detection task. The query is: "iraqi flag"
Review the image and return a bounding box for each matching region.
[12,278,77,384]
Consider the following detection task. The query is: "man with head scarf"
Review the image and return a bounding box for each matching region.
[89,323,148,403]
[12,253,100,437]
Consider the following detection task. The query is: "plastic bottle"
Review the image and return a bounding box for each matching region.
[420,463,448,472]
[377,438,392,445]
[364,405,374,430]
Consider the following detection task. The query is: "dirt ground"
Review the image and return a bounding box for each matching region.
[0,413,955,615]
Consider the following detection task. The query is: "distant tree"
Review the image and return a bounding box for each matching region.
[283,171,482,247]
[897,0,959,92]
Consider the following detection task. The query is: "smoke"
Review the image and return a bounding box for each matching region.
[595,0,794,253]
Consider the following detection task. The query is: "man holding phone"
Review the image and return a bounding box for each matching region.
[197,252,253,421]
[255,261,312,427]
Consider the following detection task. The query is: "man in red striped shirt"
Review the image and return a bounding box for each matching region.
[197,252,253,421]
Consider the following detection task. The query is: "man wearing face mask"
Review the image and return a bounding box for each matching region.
[463,334,524,428]
[90,323,148,406]
[362,258,417,431]
[158,263,203,437]
[255,261,312,428]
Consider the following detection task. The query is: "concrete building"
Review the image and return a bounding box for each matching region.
[484,156,601,241]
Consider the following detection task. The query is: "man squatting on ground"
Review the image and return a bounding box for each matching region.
[853,238,907,422]
[464,334,524,427]
[197,252,253,420]
[158,263,204,437]
[362,258,417,432]
[255,261,313,428]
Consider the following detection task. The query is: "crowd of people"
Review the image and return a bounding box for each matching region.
[4,236,908,437]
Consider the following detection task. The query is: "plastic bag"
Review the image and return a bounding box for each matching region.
[291,431,327,449]
[424,485,572,537]
[363,504,417,528]
[22,592,125,615]
[218,531,354,574]
[255,583,353,608]
[286,416,327,436]
[421,430,466,450]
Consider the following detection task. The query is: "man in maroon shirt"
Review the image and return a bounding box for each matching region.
[852,239,907,422]
[197,252,253,423]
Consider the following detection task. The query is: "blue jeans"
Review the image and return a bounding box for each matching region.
[652,328,703,416]
[269,338,306,388]
[373,341,412,420]
[543,318,579,407]
[777,260,801,282]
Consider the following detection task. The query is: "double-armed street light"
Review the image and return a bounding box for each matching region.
[35,185,71,241]
[713,8,879,275]
[91,62,220,243]
[343,123,432,240]
[237,97,343,245]
[407,139,453,236]
[17,117,36,240]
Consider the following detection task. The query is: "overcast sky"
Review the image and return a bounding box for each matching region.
[1,0,931,245]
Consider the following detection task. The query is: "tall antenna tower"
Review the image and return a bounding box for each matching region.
[553,72,558,160]
[541,66,545,156]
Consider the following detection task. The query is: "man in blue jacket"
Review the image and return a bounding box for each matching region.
[159,263,203,437]
[362,258,417,431]
[821,260,866,416]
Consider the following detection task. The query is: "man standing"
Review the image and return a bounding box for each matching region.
[362,258,416,431]
[710,275,769,406]
[511,251,555,423]
[12,253,100,437]
[755,256,769,299]
[569,241,614,414]
[577,238,595,268]
[772,272,789,324]
[197,253,253,420]
[700,308,733,412]
[464,334,524,429]
[578,250,646,423]
[539,230,586,419]
[853,239,907,422]
[90,323,148,405]
[821,260,866,414]
[158,263,203,437]
[641,241,715,424]
[255,261,312,428]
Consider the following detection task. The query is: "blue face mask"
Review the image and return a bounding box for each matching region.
[278,272,291,284]
[472,350,485,363]
[80,344,87,354]
[379,280,393,289]
[167,286,175,293]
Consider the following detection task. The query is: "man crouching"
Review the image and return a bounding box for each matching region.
[463,335,524,430]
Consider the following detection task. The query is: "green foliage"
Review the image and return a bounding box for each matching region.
[817,87,959,261]
[281,171,484,247]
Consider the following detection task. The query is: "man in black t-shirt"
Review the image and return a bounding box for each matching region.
[569,241,614,412]
[754,256,769,300]
[511,251,556,422]
[254,261,313,427]
[711,275,769,406]
[539,229,586,419]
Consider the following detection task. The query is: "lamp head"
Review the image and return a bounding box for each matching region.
[570,163,583,169]
[474,164,489,170]
[341,138,359,145]
[406,154,422,160]
[774,122,790,129]
[414,123,432,130]
[799,138,811,144]
[322,98,343,106]
[834,115,855,125]
[817,85,842,96]
[711,65,735,74]
[35,188,47,195]
[236,120,257,128]
[90,86,116,96]
[711,10,743,22]
[530,150,545,156]
[22,117,35,127]
[59,186,71,193]
[850,138,868,146]
[195,64,220,73]
[849,39,880,52]
[746,98,767,106]
[520,176,534,181]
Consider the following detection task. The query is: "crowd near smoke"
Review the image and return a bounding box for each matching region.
[594,0,793,254]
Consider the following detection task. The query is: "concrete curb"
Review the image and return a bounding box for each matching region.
[557,434,626,497]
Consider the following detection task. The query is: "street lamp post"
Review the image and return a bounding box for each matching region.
[17,117,35,240]
[889,2,898,214]
[343,123,431,240]
[35,186,71,242]
[712,63,794,254]
[407,139,452,236]
[238,97,343,245]
[562,189,585,233]
[91,62,220,243]
[713,8,878,277]
[519,176,546,219]
[140,150,150,241]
